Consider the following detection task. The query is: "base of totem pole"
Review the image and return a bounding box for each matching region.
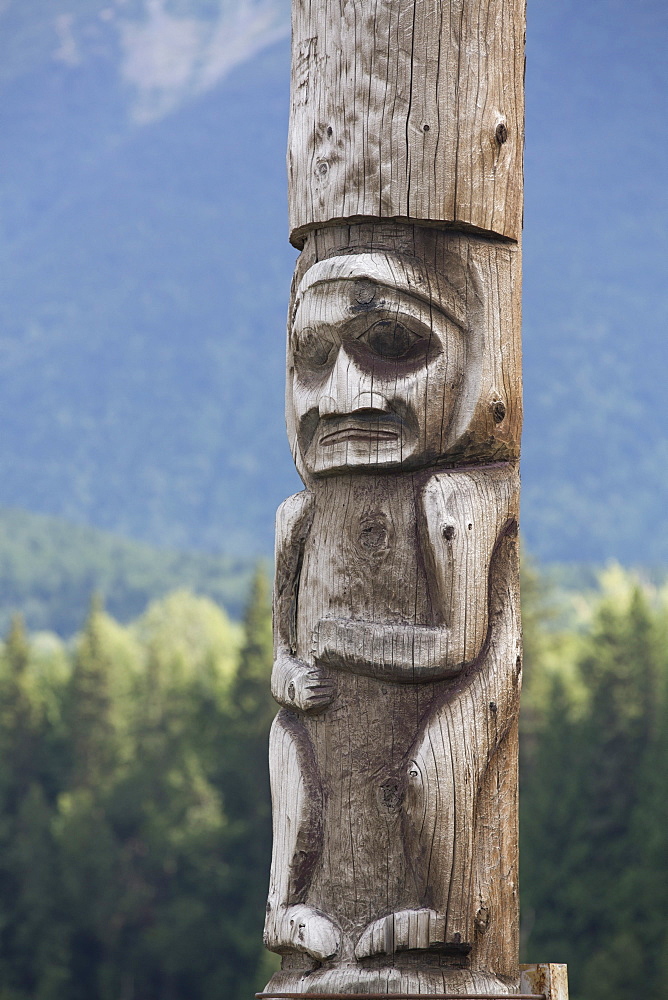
[262,959,517,997]
[260,961,568,998]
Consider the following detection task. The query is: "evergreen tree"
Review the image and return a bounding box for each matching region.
[573,585,659,977]
[230,568,275,735]
[4,783,68,1000]
[217,566,278,997]
[66,596,118,791]
[521,572,665,1000]
[587,591,668,1000]
[0,617,56,999]
[520,673,583,965]
[0,616,38,811]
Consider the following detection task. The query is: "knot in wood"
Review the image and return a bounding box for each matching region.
[475,905,491,933]
[491,399,506,423]
[358,513,389,552]
[354,279,377,305]
[378,777,403,812]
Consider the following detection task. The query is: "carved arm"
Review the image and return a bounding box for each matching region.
[315,469,517,684]
[271,491,336,712]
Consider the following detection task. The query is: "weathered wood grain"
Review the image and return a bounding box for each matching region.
[263,222,523,994]
[264,0,528,992]
[520,964,570,1000]
[288,0,525,247]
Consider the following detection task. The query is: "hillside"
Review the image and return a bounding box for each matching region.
[0,0,667,563]
[0,506,254,636]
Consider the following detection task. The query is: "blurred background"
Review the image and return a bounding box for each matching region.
[0,1,666,998]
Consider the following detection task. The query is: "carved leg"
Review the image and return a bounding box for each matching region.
[409,693,478,945]
[355,525,521,962]
[264,710,341,962]
[355,701,473,958]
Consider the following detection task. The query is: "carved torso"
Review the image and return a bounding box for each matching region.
[296,473,437,934]
[297,472,433,643]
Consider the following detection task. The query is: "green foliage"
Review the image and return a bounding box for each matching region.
[521,567,668,1000]
[218,570,278,996]
[0,577,274,1000]
[1,564,667,999]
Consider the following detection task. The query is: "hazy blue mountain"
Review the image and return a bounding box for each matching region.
[522,0,668,563]
[0,1,299,556]
[0,506,254,636]
[0,0,667,563]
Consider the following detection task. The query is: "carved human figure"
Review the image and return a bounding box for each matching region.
[264,246,521,985]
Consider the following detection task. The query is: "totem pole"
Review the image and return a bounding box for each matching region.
[259,1,567,996]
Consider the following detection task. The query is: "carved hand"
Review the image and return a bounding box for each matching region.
[271,648,336,713]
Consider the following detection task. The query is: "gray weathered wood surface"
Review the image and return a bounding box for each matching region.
[264,225,522,995]
[263,0,527,993]
[520,964,570,1000]
[288,0,525,248]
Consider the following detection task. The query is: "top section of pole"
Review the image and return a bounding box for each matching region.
[288,0,525,249]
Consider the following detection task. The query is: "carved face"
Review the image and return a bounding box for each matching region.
[287,251,483,477]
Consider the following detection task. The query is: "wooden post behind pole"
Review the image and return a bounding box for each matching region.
[263,0,527,994]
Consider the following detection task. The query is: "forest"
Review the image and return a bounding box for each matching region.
[0,564,666,1000]
[0,507,254,636]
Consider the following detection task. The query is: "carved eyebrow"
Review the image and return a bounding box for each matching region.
[295,253,470,330]
[295,274,466,333]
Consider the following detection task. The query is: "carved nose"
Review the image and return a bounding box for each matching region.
[318,348,391,417]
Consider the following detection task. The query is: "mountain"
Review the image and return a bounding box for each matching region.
[0,0,667,563]
[0,506,254,637]
[522,0,668,564]
[0,0,299,557]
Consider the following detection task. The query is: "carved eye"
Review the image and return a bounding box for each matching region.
[360,320,423,360]
[294,327,335,369]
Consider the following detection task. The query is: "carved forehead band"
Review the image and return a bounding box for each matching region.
[292,252,473,334]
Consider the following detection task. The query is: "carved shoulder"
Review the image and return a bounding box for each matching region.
[420,466,519,659]
[274,491,315,654]
[421,465,517,544]
[275,490,315,557]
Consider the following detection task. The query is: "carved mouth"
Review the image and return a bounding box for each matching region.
[320,426,400,446]
[318,414,403,447]
[297,405,416,470]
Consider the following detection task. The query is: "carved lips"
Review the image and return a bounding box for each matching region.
[318,414,403,448]
[302,407,412,474]
[320,427,399,445]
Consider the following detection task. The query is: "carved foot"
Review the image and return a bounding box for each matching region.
[355,908,467,958]
[265,904,341,961]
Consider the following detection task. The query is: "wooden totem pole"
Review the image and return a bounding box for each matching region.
[260,0,542,995]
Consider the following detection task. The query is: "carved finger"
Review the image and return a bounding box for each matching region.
[304,693,335,710]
